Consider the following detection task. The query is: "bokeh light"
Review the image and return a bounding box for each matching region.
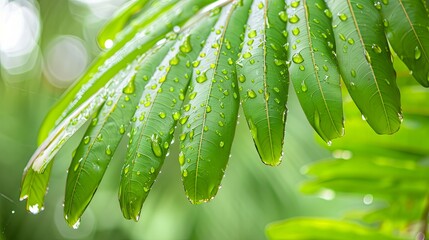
[0,0,41,77]
[43,36,88,88]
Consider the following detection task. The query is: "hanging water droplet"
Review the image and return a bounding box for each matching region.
[179,152,185,166]
[301,82,308,92]
[243,52,252,59]
[338,13,348,21]
[182,169,188,177]
[180,116,189,125]
[72,219,81,229]
[83,136,90,144]
[105,145,112,156]
[290,0,299,7]
[247,89,257,99]
[372,44,382,53]
[415,46,422,60]
[196,73,207,83]
[292,27,300,36]
[383,19,389,27]
[292,53,304,64]
[248,29,257,38]
[289,14,300,23]
[123,76,136,94]
[172,112,181,121]
[324,9,332,18]
[374,1,382,10]
[278,11,287,22]
[189,92,197,100]
[179,36,192,53]
[151,134,162,157]
[159,112,166,119]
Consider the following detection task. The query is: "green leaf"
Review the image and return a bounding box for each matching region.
[63,43,173,227]
[236,0,289,166]
[118,15,219,221]
[301,156,429,197]
[381,0,429,86]
[286,0,344,142]
[97,0,150,49]
[266,218,406,240]
[37,0,215,145]
[326,0,401,134]
[19,162,53,215]
[30,88,107,172]
[179,0,251,204]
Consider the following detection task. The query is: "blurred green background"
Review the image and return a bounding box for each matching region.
[0,0,373,239]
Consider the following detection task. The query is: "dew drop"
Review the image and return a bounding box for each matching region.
[219,141,225,148]
[83,136,90,144]
[243,52,252,59]
[289,14,300,23]
[372,44,382,53]
[278,11,287,22]
[338,13,348,21]
[324,9,332,18]
[301,82,308,92]
[415,46,422,60]
[248,29,257,38]
[196,73,207,83]
[179,152,185,166]
[151,134,162,157]
[72,219,81,229]
[292,27,300,36]
[247,89,257,99]
[238,74,246,83]
[159,112,166,119]
[292,53,304,64]
[179,36,192,53]
[105,145,112,156]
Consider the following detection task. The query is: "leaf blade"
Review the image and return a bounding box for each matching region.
[327,0,401,134]
[237,0,289,165]
[381,0,429,86]
[286,0,344,142]
[118,15,219,220]
[63,45,172,226]
[180,0,251,203]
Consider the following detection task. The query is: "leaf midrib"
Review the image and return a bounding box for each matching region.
[303,0,342,137]
[194,4,235,202]
[397,0,429,65]
[346,0,392,131]
[262,0,275,162]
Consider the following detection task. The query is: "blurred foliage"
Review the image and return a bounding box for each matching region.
[267,75,429,239]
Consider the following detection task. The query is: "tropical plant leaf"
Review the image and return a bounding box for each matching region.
[236,0,288,166]
[37,0,215,145]
[179,0,251,204]
[326,0,401,134]
[381,0,429,86]
[301,156,429,197]
[286,0,343,143]
[19,162,53,215]
[30,88,107,172]
[97,0,150,49]
[266,218,407,240]
[118,14,219,221]
[63,42,174,227]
